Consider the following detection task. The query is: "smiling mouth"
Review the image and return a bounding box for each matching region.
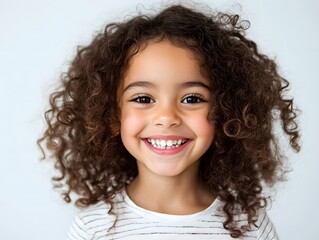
[145,138,189,149]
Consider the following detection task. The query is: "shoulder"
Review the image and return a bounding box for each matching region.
[67,202,114,240]
[67,193,125,240]
[253,208,279,240]
[228,204,279,240]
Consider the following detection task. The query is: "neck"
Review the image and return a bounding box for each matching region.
[126,163,214,215]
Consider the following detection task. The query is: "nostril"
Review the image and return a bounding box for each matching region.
[153,116,182,128]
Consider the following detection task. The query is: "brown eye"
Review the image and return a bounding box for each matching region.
[182,94,207,104]
[130,95,154,104]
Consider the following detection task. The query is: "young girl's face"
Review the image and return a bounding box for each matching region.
[119,40,215,178]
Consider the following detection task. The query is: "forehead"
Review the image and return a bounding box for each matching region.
[122,40,208,87]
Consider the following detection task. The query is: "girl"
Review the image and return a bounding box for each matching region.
[38,4,300,239]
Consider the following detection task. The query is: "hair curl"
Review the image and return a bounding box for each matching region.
[38,4,300,238]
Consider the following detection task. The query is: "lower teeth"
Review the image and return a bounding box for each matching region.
[151,143,185,149]
[147,139,188,149]
[152,145,178,149]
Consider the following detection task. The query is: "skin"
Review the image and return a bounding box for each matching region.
[119,40,215,215]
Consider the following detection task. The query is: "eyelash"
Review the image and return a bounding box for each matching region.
[181,94,207,104]
[129,94,154,104]
[129,94,207,104]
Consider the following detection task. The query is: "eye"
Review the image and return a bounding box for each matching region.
[129,94,155,104]
[182,94,207,104]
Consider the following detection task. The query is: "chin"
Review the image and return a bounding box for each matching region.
[147,163,187,177]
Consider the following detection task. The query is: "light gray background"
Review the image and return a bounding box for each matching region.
[1,0,318,239]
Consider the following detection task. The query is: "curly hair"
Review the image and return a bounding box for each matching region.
[38,4,300,238]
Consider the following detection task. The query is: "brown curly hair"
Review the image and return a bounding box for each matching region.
[38,4,300,238]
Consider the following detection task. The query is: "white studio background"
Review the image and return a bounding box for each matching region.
[1,0,318,239]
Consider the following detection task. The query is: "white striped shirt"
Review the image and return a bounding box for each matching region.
[68,191,278,240]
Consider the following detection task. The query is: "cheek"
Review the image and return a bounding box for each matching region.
[120,109,147,137]
[188,112,215,141]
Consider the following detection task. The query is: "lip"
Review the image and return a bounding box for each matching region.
[142,135,192,155]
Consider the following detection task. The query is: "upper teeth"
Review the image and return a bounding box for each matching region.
[147,139,187,148]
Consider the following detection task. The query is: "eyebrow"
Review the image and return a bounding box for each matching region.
[182,81,211,91]
[123,81,155,92]
[123,80,211,92]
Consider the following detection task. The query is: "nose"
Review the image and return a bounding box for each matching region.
[152,104,182,128]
